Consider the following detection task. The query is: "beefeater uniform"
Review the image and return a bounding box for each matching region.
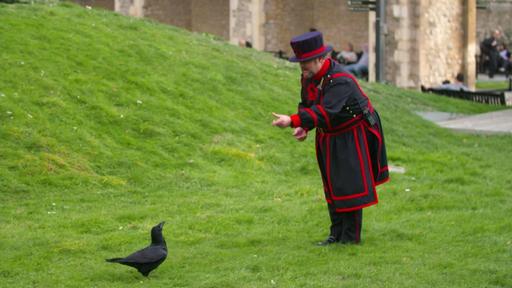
[288,31,389,244]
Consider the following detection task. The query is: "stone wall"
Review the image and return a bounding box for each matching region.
[87,0,229,40]
[75,0,114,10]
[263,0,314,53]
[313,0,369,55]
[75,0,479,89]
[385,0,472,88]
[385,0,421,88]
[143,0,191,28]
[191,0,230,40]
[230,0,265,50]
[77,0,369,57]
[231,0,253,44]
[262,0,369,57]
[419,0,466,87]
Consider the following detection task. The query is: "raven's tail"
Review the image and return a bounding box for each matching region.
[106,258,124,263]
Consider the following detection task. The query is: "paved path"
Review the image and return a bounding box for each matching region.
[477,74,510,82]
[436,109,512,134]
[415,74,512,134]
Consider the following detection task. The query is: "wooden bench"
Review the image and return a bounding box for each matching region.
[421,79,511,106]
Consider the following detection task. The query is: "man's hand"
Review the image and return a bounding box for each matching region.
[272,112,291,128]
[293,127,307,141]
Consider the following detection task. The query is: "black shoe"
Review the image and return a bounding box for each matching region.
[316,236,337,246]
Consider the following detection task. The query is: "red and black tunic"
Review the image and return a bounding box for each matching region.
[290,59,389,212]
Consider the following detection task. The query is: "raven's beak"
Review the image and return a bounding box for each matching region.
[158,221,165,229]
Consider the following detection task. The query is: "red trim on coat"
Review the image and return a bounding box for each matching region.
[375,177,390,186]
[364,121,388,174]
[327,72,374,113]
[304,108,318,127]
[316,132,330,202]
[316,105,332,130]
[361,124,376,188]
[325,134,332,198]
[290,114,301,128]
[335,200,378,212]
[319,115,363,135]
[352,126,369,197]
[307,84,318,101]
[326,124,369,201]
[360,125,380,205]
[313,58,331,81]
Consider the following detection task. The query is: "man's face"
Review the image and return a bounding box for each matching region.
[300,57,324,79]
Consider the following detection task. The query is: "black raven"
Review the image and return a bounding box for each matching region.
[106,221,167,277]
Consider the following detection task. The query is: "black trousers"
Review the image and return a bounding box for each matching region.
[488,51,498,78]
[328,205,362,244]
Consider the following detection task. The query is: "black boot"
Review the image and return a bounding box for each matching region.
[316,235,338,246]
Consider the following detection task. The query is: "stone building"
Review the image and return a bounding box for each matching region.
[477,0,512,44]
[384,0,476,89]
[76,0,512,90]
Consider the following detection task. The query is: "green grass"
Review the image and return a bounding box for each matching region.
[1,3,511,287]
[476,79,511,90]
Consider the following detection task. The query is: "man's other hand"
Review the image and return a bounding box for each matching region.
[293,127,307,141]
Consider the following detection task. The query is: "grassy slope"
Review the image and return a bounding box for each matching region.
[476,80,510,90]
[0,3,511,287]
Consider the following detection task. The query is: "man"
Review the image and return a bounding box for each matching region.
[272,31,389,245]
[344,44,369,78]
[336,42,358,65]
[481,30,502,78]
[436,73,469,91]
[498,44,512,77]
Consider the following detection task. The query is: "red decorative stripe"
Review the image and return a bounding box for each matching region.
[328,72,374,113]
[375,177,390,186]
[316,132,330,203]
[304,108,318,127]
[331,114,363,132]
[361,124,376,188]
[316,105,332,130]
[325,134,333,197]
[328,125,369,201]
[360,124,380,205]
[307,84,318,101]
[364,121,388,174]
[335,200,377,212]
[290,114,301,128]
[297,46,326,60]
[317,116,363,137]
[313,58,331,81]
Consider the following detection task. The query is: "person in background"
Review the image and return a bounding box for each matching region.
[436,73,469,91]
[344,44,369,78]
[481,30,502,78]
[498,44,511,77]
[336,42,358,65]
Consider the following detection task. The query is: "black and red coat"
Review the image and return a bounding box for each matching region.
[290,58,389,212]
